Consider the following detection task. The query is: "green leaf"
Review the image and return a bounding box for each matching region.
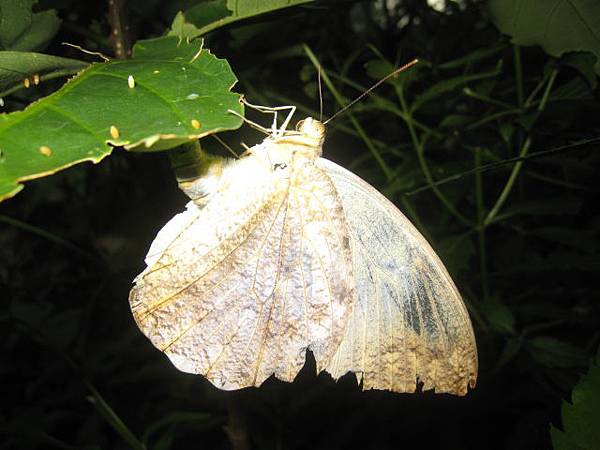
[0,37,243,202]
[551,359,600,450]
[168,11,205,41]
[0,51,88,97]
[515,109,540,131]
[493,196,583,222]
[411,68,500,113]
[437,44,505,69]
[438,114,477,130]
[171,0,314,37]
[87,385,145,450]
[177,0,232,34]
[551,430,585,450]
[436,232,475,276]
[488,0,600,75]
[498,122,515,144]
[560,52,598,89]
[0,0,61,51]
[481,300,516,335]
[550,77,594,101]
[495,337,522,369]
[525,337,587,369]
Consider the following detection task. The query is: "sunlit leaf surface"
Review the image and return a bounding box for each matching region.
[0,36,243,202]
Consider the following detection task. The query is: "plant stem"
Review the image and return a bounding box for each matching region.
[225,393,250,450]
[397,87,472,227]
[484,68,558,225]
[484,137,531,225]
[303,44,393,180]
[463,87,513,109]
[465,108,520,131]
[327,70,441,137]
[0,214,98,261]
[13,318,145,450]
[524,70,550,107]
[474,147,489,302]
[107,0,131,58]
[87,384,146,450]
[400,196,431,241]
[513,45,524,107]
[537,68,558,111]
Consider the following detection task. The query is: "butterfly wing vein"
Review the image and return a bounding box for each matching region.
[129,157,354,390]
[319,158,477,395]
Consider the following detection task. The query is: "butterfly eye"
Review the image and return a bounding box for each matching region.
[273,162,287,171]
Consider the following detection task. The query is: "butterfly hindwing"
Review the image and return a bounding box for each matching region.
[319,158,477,395]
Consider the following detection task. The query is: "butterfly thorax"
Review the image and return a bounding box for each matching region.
[259,117,325,164]
[178,118,325,205]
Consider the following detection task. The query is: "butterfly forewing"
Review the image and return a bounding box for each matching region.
[129,146,354,389]
[319,158,477,395]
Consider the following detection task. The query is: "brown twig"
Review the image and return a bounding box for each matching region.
[224,392,251,450]
[107,0,131,59]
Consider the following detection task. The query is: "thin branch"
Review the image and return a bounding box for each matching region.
[397,86,472,227]
[484,68,558,225]
[107,0,131,59]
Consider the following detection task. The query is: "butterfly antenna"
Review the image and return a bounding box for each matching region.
[211,134,239,159]
[323,58,419,125]
[318,66,324,122]
[62,42,110,62]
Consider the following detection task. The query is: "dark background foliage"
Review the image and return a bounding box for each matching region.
[1,1,599,449]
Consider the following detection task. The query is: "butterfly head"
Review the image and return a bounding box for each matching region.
[264,117,325,163]
[297,117,325,139]
[295,117,325,151]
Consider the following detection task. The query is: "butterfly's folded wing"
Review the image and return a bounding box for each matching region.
[319,158,477,395]
[129,155,354,390]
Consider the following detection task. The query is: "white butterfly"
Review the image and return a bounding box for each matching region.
[129,105,477,395]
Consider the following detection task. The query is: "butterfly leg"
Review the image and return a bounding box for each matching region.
[227,109,273,136]
[240,99,297,137]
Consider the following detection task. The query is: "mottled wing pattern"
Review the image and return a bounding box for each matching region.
[319,158,477,395]
[129,154,354,390]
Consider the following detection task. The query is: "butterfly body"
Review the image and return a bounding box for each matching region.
[129,117,477,395]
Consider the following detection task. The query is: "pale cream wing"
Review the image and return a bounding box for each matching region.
[129,154,354,390]
[319,158,477,395]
